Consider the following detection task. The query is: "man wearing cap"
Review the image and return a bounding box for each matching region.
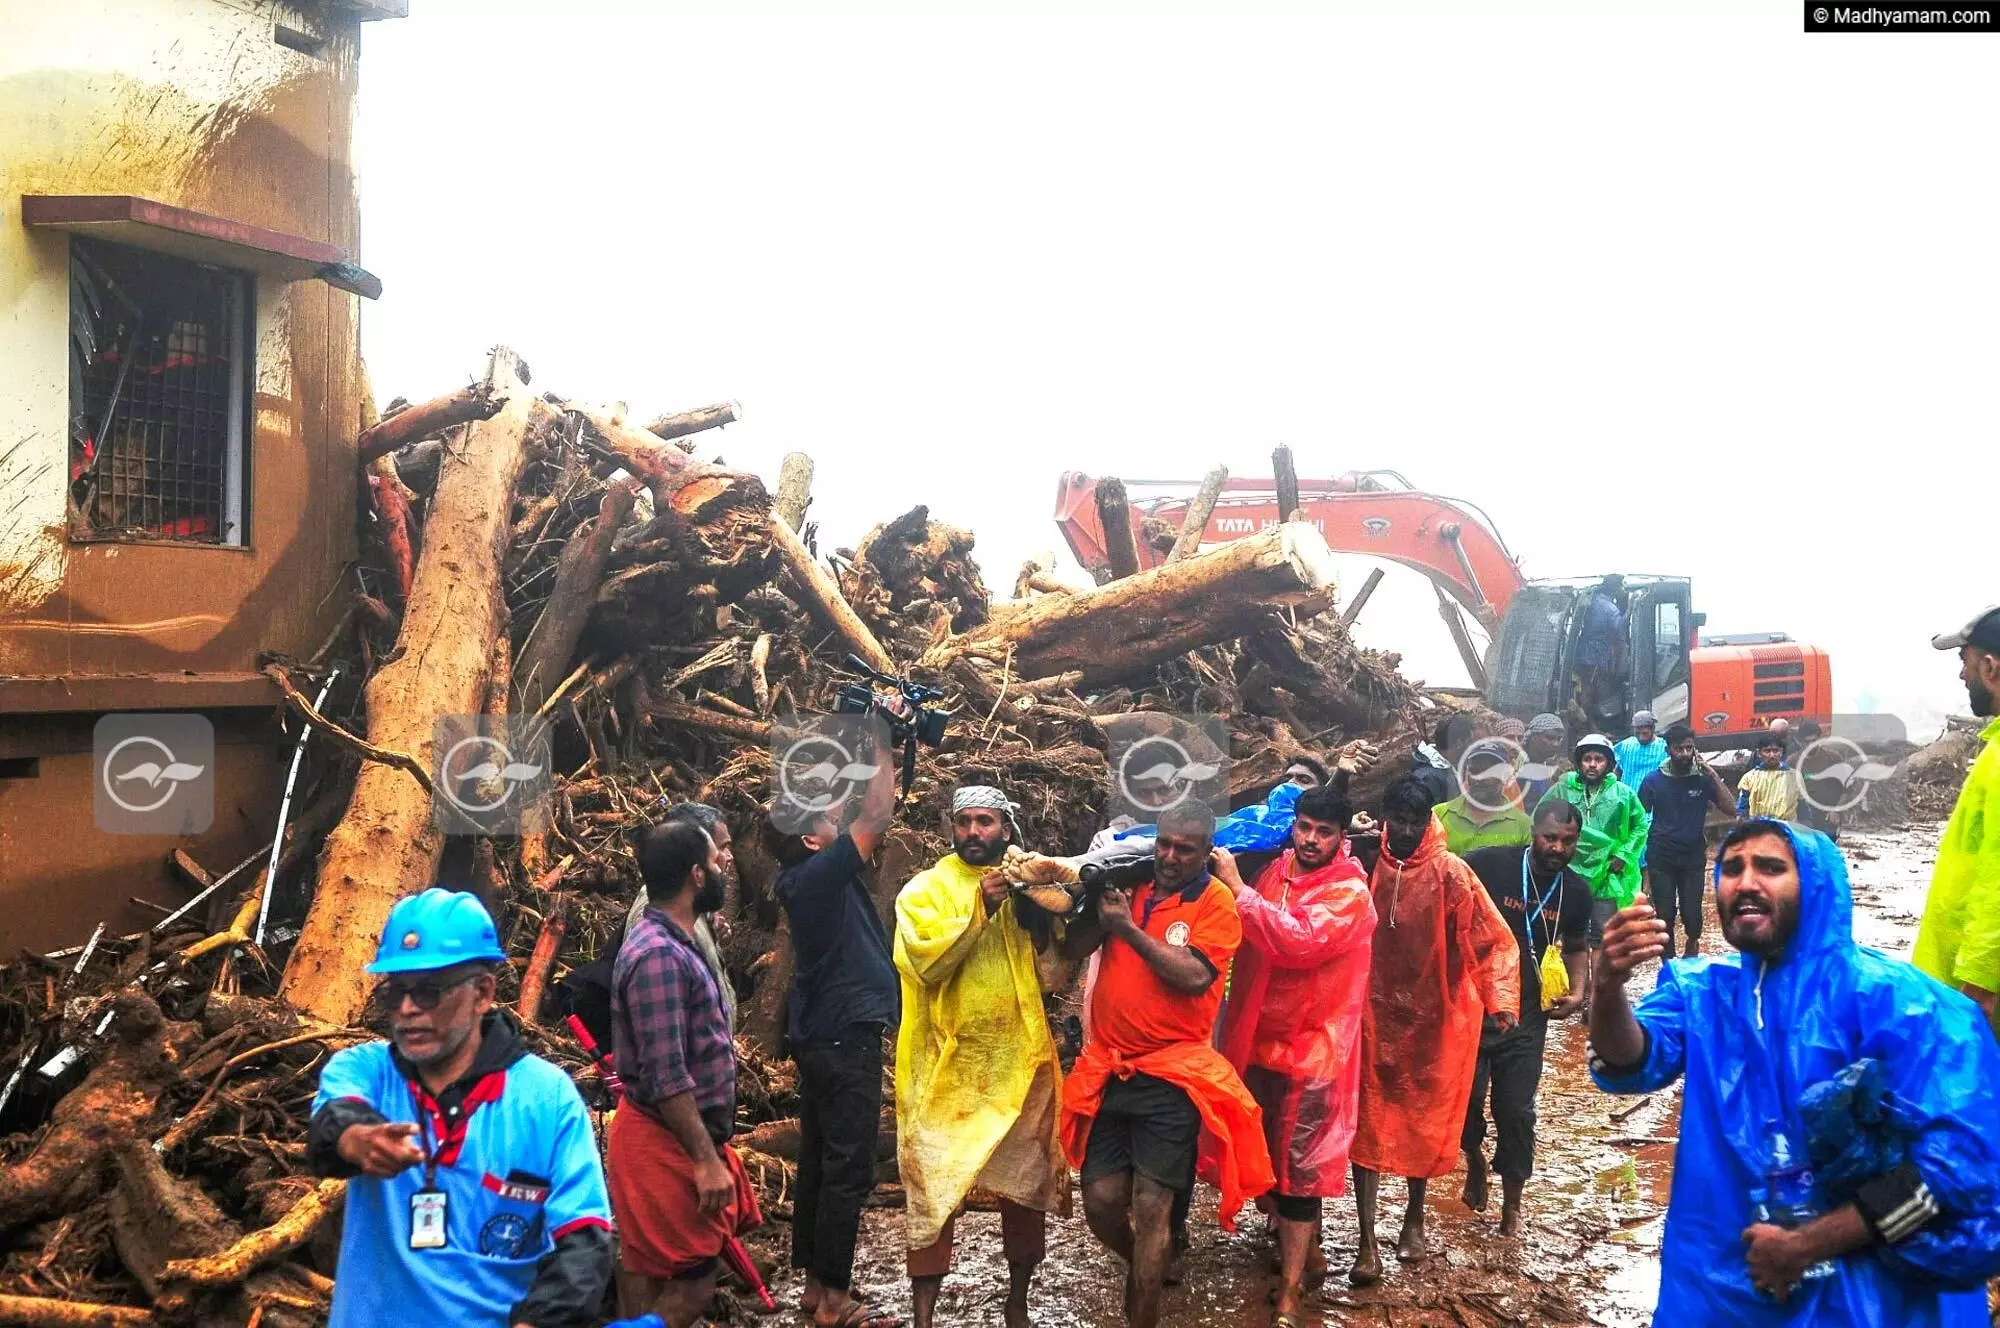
[310,889,613,1328]
[610,819,759,1326]
[1434,737,1534,855]
[1518,714,1570,810]
[1614,712,1669,793]
[1535,734,1650,946]
[894,786,1068,1328]
[1914,605,2000,1031]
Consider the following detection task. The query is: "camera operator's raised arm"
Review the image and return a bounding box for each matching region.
[849,742,897,862]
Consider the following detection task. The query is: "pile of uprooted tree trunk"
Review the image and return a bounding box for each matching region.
[0,347,1455,1324]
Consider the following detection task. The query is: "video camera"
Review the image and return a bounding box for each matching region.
[834,653,950,797]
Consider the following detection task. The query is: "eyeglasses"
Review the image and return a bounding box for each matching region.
[373,974,478,1012]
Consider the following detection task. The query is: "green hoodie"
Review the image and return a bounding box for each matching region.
[1535,771,1649,906]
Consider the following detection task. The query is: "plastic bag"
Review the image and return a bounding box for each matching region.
[1538,942,1570,1010]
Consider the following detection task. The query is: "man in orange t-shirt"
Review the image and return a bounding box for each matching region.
[1059,804,1271,1328]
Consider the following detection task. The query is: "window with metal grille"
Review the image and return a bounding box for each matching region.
[68,237,249,545]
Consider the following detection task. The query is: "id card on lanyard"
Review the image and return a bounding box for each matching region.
[409,1089,449,1251]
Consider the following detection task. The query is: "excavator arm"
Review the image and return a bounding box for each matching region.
[1053,471,1528,631]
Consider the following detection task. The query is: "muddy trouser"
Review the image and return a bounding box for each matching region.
[1460,1016,1549,1182]
[1648,862,1707,943]
[1169,1156,1195,1247]
[1586,895,1619,948]
[792,1027,885,1292]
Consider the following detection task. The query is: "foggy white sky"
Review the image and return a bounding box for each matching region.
[356,1,1989,737]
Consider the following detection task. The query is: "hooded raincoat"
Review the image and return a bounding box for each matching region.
[894,854,1069,1250]
[1215,845,1376,1198]
[1351,816,1521,1179]
[1594,821,2000,1325]
[1912,717,2000,1004]
[1536,772,1649,907]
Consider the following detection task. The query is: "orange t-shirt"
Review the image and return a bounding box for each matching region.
[1089,874,1242,1056]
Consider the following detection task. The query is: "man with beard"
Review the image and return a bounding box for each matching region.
[626,804,738,1035]
[310,890,613,1328]
[1458,802,1592,1237]
[1349,777,1519,1285]
[1211,785,1376,1327]
[1592,821,2000,1323]
[609,820,758,1326]
[1518,713,1571,811]
[893,786,1068,1328]
[775,757,900,1328]
[1536,734,1650,946]
[1914,605,2000,1032]
[1060,803,1272,1328]
[1639,726,1733,959]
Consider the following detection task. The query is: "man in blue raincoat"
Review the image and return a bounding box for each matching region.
[1588,819,2000,1324]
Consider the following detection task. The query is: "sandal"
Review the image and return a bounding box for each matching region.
[1274,1315,1305,1328]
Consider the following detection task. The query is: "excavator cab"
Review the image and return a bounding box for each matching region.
[1485,575,1696,737]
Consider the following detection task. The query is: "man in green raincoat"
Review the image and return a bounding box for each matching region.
[1913,606,2000,1034]
[1535,733,1649,949]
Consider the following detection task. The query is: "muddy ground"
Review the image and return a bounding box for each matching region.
[784,822,1943,1327]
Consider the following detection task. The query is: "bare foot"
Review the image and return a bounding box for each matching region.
[1499,1199,1524,1238]
[1461,1152,1489,1213]
[1396,1220,1427,1264]
[1348,1241,1383,1287]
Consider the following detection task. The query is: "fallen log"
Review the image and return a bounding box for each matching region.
[1094,478,1140,581]
[774,452,814,531]
[1165,465,1227,564]
[515,893,570,1026]
[928,523,1339,689]
[366,468,415,602]
[514,480,638,715]
[654,698,774,745]
[0,1294,156,1326]
[159,1179,344,1290]
[282,348,539,1029]
[569,403,730,505]
[765,513,896,675]
[641,400,740,443]
[1272,444,1300,523]
[357,383,503,463]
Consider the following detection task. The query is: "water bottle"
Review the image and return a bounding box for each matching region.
[1753,1130,1836,1283]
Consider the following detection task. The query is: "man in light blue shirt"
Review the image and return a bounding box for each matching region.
[1613,711,1668,793]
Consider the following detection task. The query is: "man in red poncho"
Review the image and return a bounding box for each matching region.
[1211,784,1376,1327]
[1349,775,1520,1286]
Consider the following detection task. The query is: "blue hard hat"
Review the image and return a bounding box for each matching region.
[367,888,507,974]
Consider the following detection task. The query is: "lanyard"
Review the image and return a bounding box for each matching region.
[409,1084,442,1189]
[1521,854,1563,961]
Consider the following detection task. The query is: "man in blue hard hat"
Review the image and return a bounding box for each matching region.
[309,888,613,1328]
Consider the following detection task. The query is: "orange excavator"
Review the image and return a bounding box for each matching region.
[1053,470,1831,747]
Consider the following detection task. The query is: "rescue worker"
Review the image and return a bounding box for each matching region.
[610,820,760,1327]
[1211,785,1376,1328]
[1638,724,1733,958]
[1737,734,1801,821]
[1576,575,1627,723]
[1536,733,1649,945]
[309,889,613,1328]
[1434,738,1534,854]
[1458,802,1591,1236]
[1059,803,1272,1328]
[1614,710,1668,792]
[1591,820,2000,1323]
[1349,777,1520,1286]
[1913,605,2000,1030]
[894,786,1068,1328]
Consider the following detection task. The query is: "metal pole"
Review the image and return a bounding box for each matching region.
[255,668,340,947]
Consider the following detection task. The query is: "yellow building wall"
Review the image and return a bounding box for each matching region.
[0,0,366,677]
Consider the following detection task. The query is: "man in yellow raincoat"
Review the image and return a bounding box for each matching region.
[1914,605,2000,1034]
[894,785,1068,1328]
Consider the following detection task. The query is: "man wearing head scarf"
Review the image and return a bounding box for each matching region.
[1348,776,1520,1286]
[894,786,1069,1328]
[1593,820,2000,1323]
[1518,713,1570,811]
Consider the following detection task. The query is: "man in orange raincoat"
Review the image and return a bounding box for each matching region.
[1349,775,1521,1286]
[1212,784,1376,1327]
[1059,803,1273,1328]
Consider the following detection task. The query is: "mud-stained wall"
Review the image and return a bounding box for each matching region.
[0,0,364,675]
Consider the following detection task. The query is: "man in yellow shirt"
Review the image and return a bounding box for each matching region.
[1913,606,2000,1031]
[1735,734,1800,822]
[894,785,1068,1328]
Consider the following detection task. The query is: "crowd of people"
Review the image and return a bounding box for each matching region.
[302,603,2000,1328]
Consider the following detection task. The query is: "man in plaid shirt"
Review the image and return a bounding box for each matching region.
[609,819,757,1326]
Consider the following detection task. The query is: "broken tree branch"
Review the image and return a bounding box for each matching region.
[774,452,814,532]
[159,1179,344,1289]
[357,383,503,463]
[1095,478,1140,581]
[640,401,741,443]
[1273,443,1301,523]
[262,666,436,801]
[765,513,896,675]
[1165,465,1227,564]
[514,480,638,715]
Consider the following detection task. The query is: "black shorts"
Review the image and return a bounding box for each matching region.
[1081,1072,1201,1191]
